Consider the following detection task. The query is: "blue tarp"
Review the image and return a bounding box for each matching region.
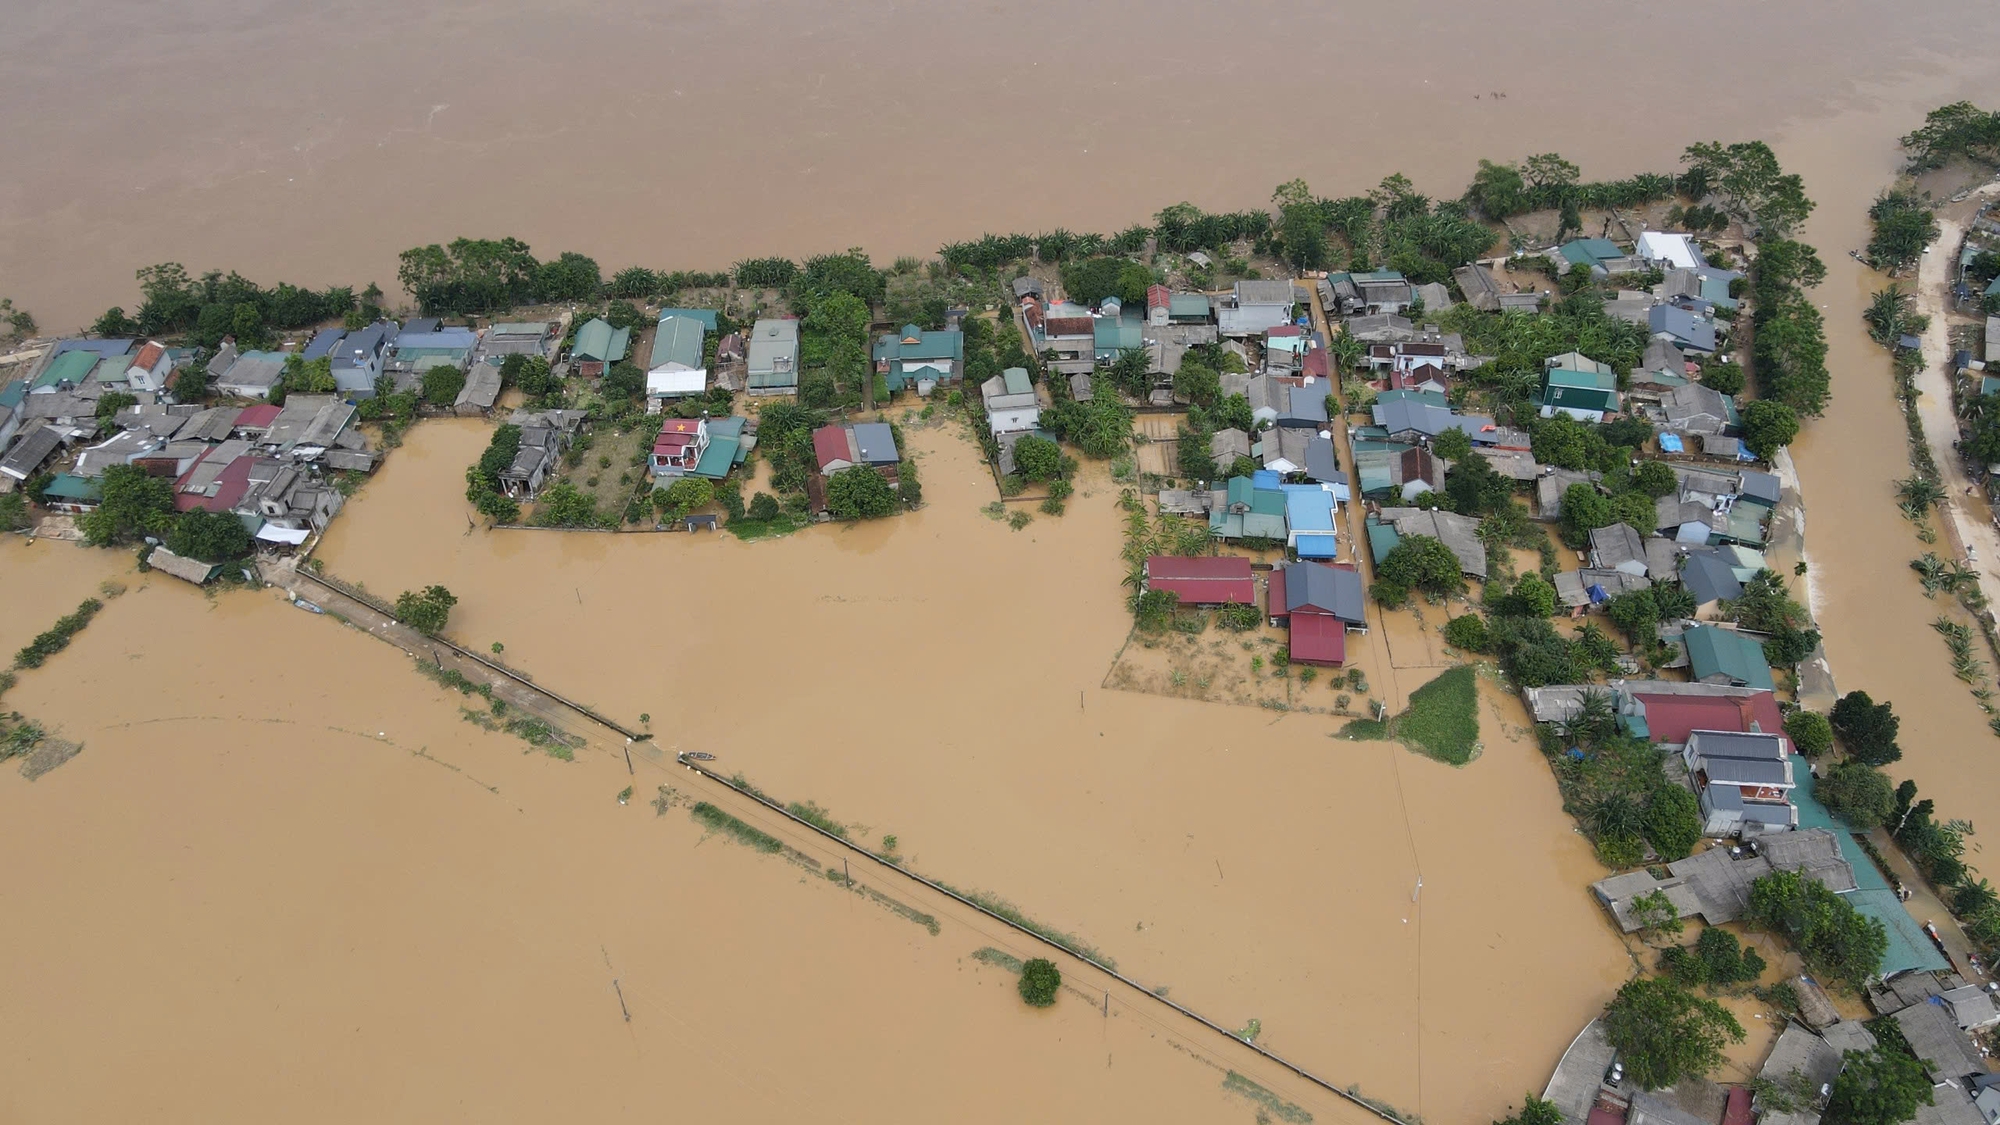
[1658,433,1685,454]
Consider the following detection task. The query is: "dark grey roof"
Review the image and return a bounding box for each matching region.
[852,422,898,465]
[1303,435,1342,484]
[1589,522,1646,569]
[1284,562,1366,624]
[302,328,346,360]
[1688,729,1787,761]
[1700,756,1789,787]
[0,425,63,479]
[402,317,442,334]
[1680,551,1743,605]
[1739,470,1781,505]
[1650,304,1718,351]
[1011,276,1043,298]
[1893,1000,1985,1080]
[1279,384,1330,427]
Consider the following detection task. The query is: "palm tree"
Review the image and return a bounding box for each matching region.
[1864,285,1910,346]
[1955,878,1999,918]
[1559,689,1618,748]
[1329,331,1365,374]
[1590,794,1644,840]
[1897,474,1946,515]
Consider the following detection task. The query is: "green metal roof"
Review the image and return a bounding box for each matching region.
[690,435,740,479]
[1367,520,1400,564]
[1987,276,2000,298]
[572,318,630,364]
[32,350,96,391]
[657,308,720,331]
[1791,770,1949,975]
[1209,509,1244,538]
[1559,238,1622,267]
[1169,294,1210,318]
[0,379,26,408]
[1682,625,1773,690]
[1248,489,1286,517]
[649,315,706,370]
[41,473,101,501]
[1349,269,1406,284]
[1373,389,1448,408]
[1094,316,1143,353]
[1002,367,1032,396]
[1226,476,1253,509]
[875,327,962,364]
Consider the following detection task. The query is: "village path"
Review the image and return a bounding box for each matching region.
[1911,182,2000,578]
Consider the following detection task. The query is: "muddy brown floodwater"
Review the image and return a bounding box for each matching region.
[6,1,2000,1120]
[300,417,1630,1122]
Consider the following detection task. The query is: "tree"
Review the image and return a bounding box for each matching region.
[1701,362,1745,396]
[1741,400,1800,460]
[503,354,559,398]
[1013,434,1062,482]
[166,508,252,563]
[1819,761,1897,828]
[1632,460,1678,500]
[1491,1095,1563,1125]
[80,465,176,546]
[1784,709,1834,757]
[1559,483,1613,546]
[1645,784,1704,860]
[0,492,29,531]
[1018,958,1061,1007]
[1610,491,1658,536]
[421,365,467,405]
[826,467,897,520]
[1444,614,1490,653]
[1173,358,1220,409]
[393,585,458,636]
[1444,448,1514,515]
[1466,159,1529,219]
[1606,587,1660,644]
[602,361,645,401]
[1630,889,1684,942]
[1867,190,1940,272]
[1432,427,1473,462]
[1380,535,1466,599]
[748,492,780,521]
[1513,572,1557,617]
[659,476,715,520]
[1744,869,1888,991]
[1831,691,1902,766]
[1600,976,1744,1090]
[534,481,604,528]
[1826,1045,1934,1125]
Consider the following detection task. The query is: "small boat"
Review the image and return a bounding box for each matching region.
[292,598,326,615]
[679,751,716,761]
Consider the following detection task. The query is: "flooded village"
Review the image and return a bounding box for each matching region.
[10,63,2000,1125]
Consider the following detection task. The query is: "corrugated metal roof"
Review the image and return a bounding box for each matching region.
[649,315,706,371]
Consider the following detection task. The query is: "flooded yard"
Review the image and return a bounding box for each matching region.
[305,417,1631,1122]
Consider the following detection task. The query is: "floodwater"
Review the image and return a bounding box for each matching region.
[308,417,1632,1122]
[5,1,2000,1119]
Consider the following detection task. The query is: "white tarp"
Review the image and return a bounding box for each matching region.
[1636,231,1701,271]
[255,524,311,545]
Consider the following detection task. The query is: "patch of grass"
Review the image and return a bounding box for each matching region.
[786,799,848,839]
[1338,665,1480,765]
[1221,1072,1313,1124]
[418,661,493,700]
[1234,1017,1262,1043]
[727,772,773,803]
[971,947,1025,973]
[14,598,103,670]
[690,801,784,853]
[935,883,1114,970]
[726,513,807,542]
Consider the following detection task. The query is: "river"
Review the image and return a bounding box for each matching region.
[5,1,2000,1120]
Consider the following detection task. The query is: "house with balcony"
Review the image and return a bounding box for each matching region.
[1683,729,1797,836]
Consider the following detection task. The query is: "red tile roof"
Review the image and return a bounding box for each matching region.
[812,425,852,471]
[1045,316,1094,338]
[1301,348,1329,379]
[1144,555,1254,605]
[234,404,280,429]
[173,452,253,513]
[1289,612,1346,665]
[130,341,166,370]
[1632,691,1784,745]
[1146,284,1171,311]
[1267,324,1304,337]
[1267,566,1288,620]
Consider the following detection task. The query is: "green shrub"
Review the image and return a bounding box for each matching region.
[1443,613,1490,653]
[1018,958,1061,1007]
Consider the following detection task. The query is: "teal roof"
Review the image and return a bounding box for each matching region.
[1169,294,1210,318]
[690,435,740,479]
[0,379,25,409]
[572,318,630,364]
[1366,520,1401,564]
[1248,488,1286,517]
[1682,624,1774,690]
[1545,352,1616,381]
[1209,509,1244,538]
[1982,375,2000,398]
[41,473,101,501]
[1720,503,1767,548]
[657,308,720,331]
[1349,269,1406,284]
[1226,476,1254,509]
[1559,238,1622,267]
[1987,276,2000,298]
[874,327,962,364]
[1373,389,1448,408]
[1002,367,1032,395]
[1094,314,1143,354]
[32,350,96,391]
[1699,275,1739,310]
[1791,770,1950,975]
[649,315,706,370]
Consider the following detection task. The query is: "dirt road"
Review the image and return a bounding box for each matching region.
[1911,182,2000,576]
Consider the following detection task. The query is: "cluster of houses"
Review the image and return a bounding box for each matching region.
[1139,553,1369,666]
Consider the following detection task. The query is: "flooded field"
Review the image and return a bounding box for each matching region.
[306,417,1631,1122]
[0,540,1380,1125]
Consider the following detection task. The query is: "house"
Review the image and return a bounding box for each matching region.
[685,415,749,480]
[213,351,289,400]
[1941,985,2000,1032]
[1589,828,1854,931]
[1680,551,1743,612]
[1386,364,1450,395]
[1700,433,1753,461]
[1453,263,1503,312]
[1539,352,1620,421]
[872,323,964,393]
[302,327,346,361]
[1683,624,1775,690]
[1146,284,1172,326]
[454,363,503,416]
[1375,507,1487,578]
[811,423,899,480]
[1209,477,1289,541]
[1168,293,1211,324]
[1094,305,1145,363]
[570,318,630,378]
[386,329,477,376]
[125,341,173,393]
[30,350,98,395]
[1633,336,1691,388]
[1268,561,1367,666]
[1217,280,1296,336]
[1662,382,1738,435]
[330,321,398,397]
[1588,522,1648,578]
[1010,276,1044,302]
[1256,426,1310,475]
[1368,338,1464,376]
[1397,447,1443,502]
[653,418,710,478]
[483,322,550,356]
[145,545,222,586]
[656,308,721,332]
[34,472,100,513]
[497,411,584,499]
[1739,470,1781,508]
[1892,1000,1987,1082]
[74,428,164,477]
[1496,291,1544,314]
[1413,282,1452,313]
[1553,568,1650,613]
[1265,325,1308,373]
[1650,304,1719,354]
[172,442,255,512]
[1284,487,1338,558]
[1304,436,1346,491]
[981,367,1041,435]
[1211,427,1251,463]
[1636,231,1703,271]
[1349,270,1414,315]
[1371,400,1495,444]
[0,425,64,486]
[747,318,802,396]
[1343,314,1416,343]
[1989,315,2000,364]
[1143,555,1254,605]
[1277,383,1329,429]
[1068,371,1094,402]
[1684,729,1797,835]
[239,460,343,536]
[1557,238,1625,275]
[647,315,708,399]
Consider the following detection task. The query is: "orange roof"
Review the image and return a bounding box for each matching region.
[131,341,166,370]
